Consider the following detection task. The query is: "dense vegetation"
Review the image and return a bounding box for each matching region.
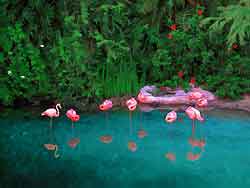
[0,0,250,107]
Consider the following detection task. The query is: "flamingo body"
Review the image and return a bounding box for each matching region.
[189,92,203,101]
[66,109,80,122]
[126,98,137,111]
[99,100,113,111]
[165,111,177,123]
[196,98,208,107]
[185,106,204,121]
[41,108,59,118]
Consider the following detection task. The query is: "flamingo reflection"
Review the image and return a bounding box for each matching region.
[99,100,113,144]
[187,122,206,161]
[165,152,176,161]
[126,98,138,152]
[137,111,148,139]
[44,144,60,158]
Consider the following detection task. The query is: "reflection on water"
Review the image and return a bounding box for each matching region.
[1,109,250,187]
[99,135,113,144]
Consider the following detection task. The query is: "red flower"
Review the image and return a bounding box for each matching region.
[167,34,173,39]
[190,77,196,85]
[197,9,203,16]
[178,71,184,79]
[170,24,177,31]
[232,43,238,49]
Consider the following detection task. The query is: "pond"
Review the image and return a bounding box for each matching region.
[1,108,250,188]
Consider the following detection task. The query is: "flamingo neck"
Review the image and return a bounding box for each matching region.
[55,104,60,116]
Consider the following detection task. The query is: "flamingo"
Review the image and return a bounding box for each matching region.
[165,111,177,123]
[66,109,80,129]
[196,98,208,107]
[126,98,138,152]
[66,109,80,148]
[99,99,113,144]
[185,106,204,137]
[99,100,113,111]
[41,103,62,128]
[188,91,203,101]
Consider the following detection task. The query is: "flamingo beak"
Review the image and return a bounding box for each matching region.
[100,105,104,111]
[129,105,136,111]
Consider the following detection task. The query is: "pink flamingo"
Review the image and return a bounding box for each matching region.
[196,98,208,107]
[66,109,80,128]
[99,100,113,111]
[66,109,80,148]
[188,91,203,101]
[185,106,204,134]
[185,106,204,122]
[165,111,177,123]
[99,100,113,144]
[126,98,138,152]
[41,103,62,128]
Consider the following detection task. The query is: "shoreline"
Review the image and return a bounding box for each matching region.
[0,95,250,114]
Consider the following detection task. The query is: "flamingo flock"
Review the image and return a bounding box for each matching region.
[41,90,208,161]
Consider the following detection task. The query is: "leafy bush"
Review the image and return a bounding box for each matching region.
[0,0,249,107]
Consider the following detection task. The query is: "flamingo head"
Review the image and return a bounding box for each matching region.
[56,103,62,109]
[99,100,113,111]
[126,98,137,111]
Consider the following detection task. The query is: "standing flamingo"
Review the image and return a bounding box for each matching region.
[99,100,113,144]
[66,109,80,148]
[185,106,204,122]
[185,106,204,141]
[66,109,80,129]
[165,111,177,123]
[41,103,62,128]
[126,98,138,152]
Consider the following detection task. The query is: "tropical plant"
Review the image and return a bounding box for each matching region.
[201,0,250,48]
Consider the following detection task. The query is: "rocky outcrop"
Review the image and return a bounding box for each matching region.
[137,85,216,105]
[136,86,250,113]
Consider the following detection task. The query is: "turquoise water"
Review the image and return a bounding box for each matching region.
[1,109,250,188]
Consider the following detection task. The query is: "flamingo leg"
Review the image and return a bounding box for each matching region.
[192,119,195,137]
[129,111,132,137]
[105,111,108,129]
[139,111,142,129]
[50,118,53,129]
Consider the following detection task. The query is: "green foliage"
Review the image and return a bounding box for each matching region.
[0,0,249,107]
[202,0,250,48]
